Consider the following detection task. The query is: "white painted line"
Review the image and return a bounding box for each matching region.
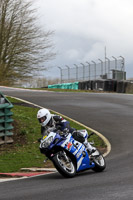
[20,168,57,172]
[0,172,57,183]
[0,177,27,182]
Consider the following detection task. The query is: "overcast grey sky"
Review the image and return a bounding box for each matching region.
[34,0,133,79]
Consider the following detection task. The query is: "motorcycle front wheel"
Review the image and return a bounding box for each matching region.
[52,151,76,178]
[91,150,106,172]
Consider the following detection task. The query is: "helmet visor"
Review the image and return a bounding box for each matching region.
[38,116,47,123]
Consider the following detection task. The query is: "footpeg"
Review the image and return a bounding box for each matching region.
[44,158,48,163]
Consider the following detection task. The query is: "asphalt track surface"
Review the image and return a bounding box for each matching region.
[0,87,133,200]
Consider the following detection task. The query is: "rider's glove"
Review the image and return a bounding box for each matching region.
[38,138,41,142]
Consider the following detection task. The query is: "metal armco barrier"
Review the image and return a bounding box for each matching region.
[0,92,14,145]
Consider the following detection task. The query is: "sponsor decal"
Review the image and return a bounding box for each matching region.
[67,142,73,150]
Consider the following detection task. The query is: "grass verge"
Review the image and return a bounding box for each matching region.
[0,97,106,173]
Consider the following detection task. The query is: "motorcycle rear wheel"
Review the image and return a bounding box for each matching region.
[91,150,106,172]
[53,151,76,178]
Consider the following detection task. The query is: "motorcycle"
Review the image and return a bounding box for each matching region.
[39,130,106,178]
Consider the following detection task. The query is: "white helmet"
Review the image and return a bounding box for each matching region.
[37,108,51,127]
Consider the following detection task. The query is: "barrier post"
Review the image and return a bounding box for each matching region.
[0,92,14,145]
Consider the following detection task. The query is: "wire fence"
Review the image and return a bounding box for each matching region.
[58,57,125,83]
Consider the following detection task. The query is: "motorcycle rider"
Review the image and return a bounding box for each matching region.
[37,108,96,154]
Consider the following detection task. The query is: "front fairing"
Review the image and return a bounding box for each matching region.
[40,132,95,172]
[59,134,95,172]
[40,132,66,153]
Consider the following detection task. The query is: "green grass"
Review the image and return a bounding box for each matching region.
[0,97,106,173]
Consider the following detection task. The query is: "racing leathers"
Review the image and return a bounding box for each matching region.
[41,114,95,153]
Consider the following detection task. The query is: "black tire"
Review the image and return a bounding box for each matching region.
[91,150,106,172]
[52,151,76,178]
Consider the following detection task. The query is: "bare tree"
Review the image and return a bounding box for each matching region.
[0,0,55,85]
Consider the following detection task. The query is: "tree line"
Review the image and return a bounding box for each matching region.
[0,0,55,86]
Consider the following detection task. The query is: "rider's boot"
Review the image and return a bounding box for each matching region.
[84,141,96,155]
